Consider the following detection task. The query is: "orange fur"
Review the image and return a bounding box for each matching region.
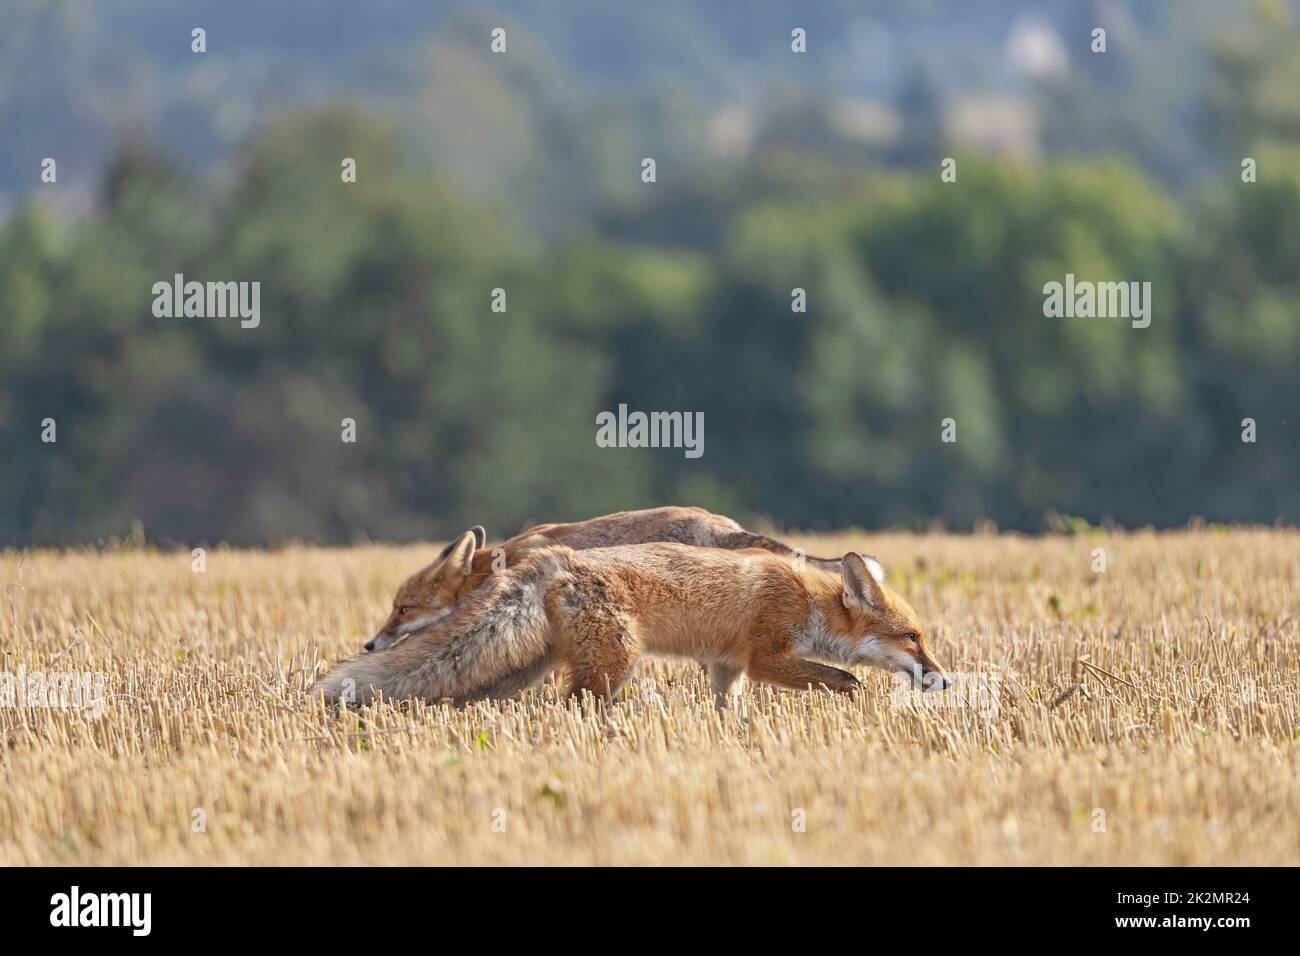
[315,543,946,708]
[365,506,838,651]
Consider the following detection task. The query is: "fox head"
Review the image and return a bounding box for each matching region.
[808,552,949,690]
[364,525,486,651]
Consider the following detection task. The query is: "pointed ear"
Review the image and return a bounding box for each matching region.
[438,526,484,560]
[441,530,478,580]
[841,552,886,612]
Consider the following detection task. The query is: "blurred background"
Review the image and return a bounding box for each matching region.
[0,0,1297,547]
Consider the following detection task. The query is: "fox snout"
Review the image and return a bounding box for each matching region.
[913,656,950,692]
[898,665,949,691]
[364,633,392,652]
[365,607,455,651]
[923,670,952,692]
[888,643,949,691]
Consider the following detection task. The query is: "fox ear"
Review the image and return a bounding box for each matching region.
[841,552,886,612]
[438,526,485,560]
[442,530,478,578]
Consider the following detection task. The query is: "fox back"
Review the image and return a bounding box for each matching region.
[365,506,837,651]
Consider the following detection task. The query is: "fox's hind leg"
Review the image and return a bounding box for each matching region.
[747,655,860,695]
[562,631,639,702]
[559,614,641,703]
[549,571,642,703]
[708,663,743,709]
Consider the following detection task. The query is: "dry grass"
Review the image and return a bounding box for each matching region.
[1,527,1297,865]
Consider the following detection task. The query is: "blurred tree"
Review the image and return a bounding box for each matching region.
[3,1,1299,543]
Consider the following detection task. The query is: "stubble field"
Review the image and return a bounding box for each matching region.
[1,527,1297,865]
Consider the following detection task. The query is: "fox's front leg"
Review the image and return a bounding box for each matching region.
[747,655,860,695]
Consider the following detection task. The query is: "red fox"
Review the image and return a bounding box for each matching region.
[314,542,947,708]
[365,506,843,651]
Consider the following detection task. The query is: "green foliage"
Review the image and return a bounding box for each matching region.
[2,4,1298,543]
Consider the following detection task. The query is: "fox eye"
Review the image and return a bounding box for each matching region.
[905,631,921,644]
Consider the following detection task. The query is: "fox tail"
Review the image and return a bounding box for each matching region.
[309,548,569,707]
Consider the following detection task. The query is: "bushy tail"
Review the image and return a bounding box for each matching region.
[309,549,570,707]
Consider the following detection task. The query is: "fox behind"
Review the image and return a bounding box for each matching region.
[365,506,844,651]
[313,542,946,709]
